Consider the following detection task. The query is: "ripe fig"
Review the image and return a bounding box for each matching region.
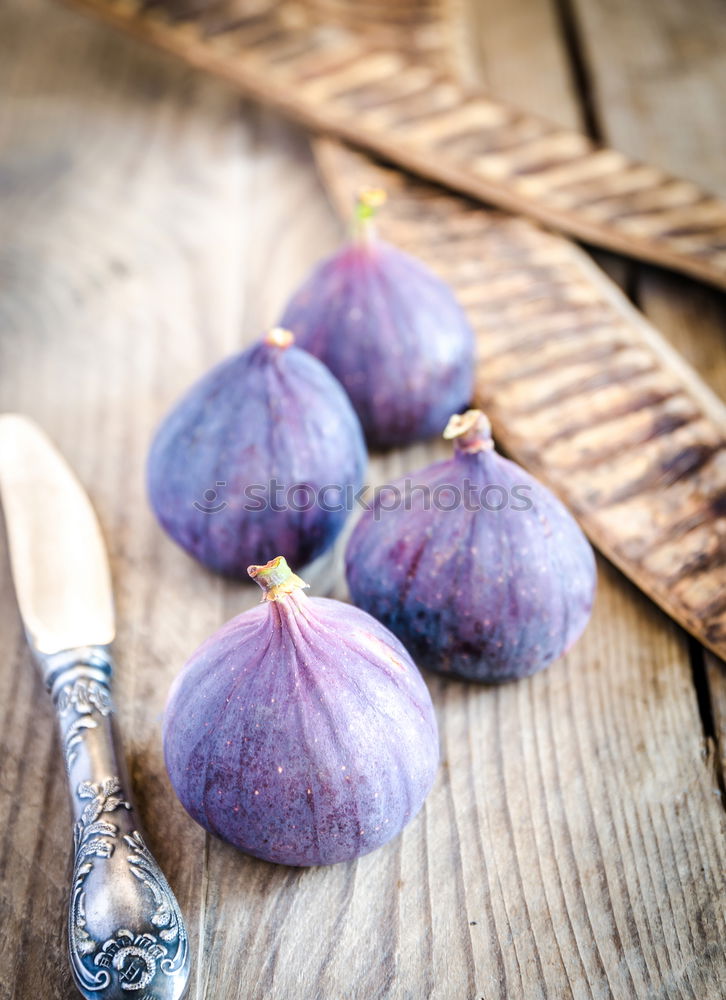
[346,411,596,682]
[147,328,366,577]
[163,557,440,866]
[279,189,474,449]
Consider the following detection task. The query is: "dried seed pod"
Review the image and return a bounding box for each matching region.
[280,189,474,449]
[163,557,440,866]
[346,411,596,682]
[147,328,366,577]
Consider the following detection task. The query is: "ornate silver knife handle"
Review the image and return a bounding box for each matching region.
[43,646,190,1000]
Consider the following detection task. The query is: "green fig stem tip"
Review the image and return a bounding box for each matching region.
[248,556,309,602]
[443,410,495,454]
[265,327,295,349]
[354,187,387,239]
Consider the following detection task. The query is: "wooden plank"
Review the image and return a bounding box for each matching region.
[630,274,726,786]
[457,0,582,130]
[570,0,726,825]
[56,0,726,291]
[569,0,726,196]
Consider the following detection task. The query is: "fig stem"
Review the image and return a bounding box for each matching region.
[353,187,387,241]
[248,556,309,602]
[265,327,295,349]
[443,410,495,454]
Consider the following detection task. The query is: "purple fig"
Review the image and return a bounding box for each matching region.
[279,189,475,450]
[163,556,439,866]
[346,411,596,682]
[147,328,366,577]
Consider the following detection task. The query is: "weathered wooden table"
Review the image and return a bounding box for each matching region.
[1,0,725,997]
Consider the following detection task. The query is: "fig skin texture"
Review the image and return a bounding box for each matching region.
[147,328,366,578]
[163,557,440,867]
[279,189,474,450]
[345,411,597,683]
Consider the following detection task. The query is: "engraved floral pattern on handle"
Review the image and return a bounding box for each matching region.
[70,777,131,988]
[59,677,113,772]
[124,831,189,977]
[55,664,190,1000]
[68,776,188,995]
[58,678,113,717]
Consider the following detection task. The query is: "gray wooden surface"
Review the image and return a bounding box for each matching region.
[0,0,724,997]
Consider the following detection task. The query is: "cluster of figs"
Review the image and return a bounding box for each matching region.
[151,190,597,867]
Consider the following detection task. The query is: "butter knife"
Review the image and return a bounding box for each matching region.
[0,414,191,1000]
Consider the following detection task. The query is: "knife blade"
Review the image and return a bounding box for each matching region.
[0,413,191,1000]
[0,413,114,658]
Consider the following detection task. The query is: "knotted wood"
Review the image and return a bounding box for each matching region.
[62,0,726,291]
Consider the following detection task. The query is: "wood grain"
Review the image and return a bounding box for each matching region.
[1,1,725,999]
[460,0,726,815]
[569,0,726,859]
[57,0,726,292]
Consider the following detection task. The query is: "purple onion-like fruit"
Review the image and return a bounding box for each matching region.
[346,410,596,682]
[163,556,439,866]
[147,328,366,577]
[279,189,475,449]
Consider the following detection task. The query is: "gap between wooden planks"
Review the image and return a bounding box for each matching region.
[0,1,724,999]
